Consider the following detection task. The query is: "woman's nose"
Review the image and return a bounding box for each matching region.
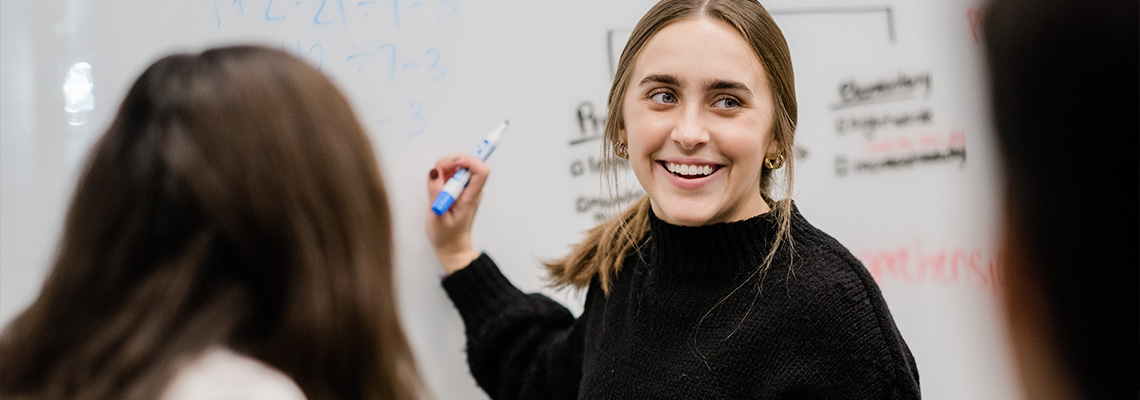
[670,106,709,150]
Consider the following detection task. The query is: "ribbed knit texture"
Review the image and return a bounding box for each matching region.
[442,203,920,399]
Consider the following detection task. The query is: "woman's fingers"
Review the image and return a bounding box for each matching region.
[427,167,443,198]
[456,157,490,209]
[427,153,491,214]
[427,152,465,200]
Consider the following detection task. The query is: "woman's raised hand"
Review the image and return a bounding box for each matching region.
[425,153,491,274]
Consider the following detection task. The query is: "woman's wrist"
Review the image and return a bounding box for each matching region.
[436,248,480,275]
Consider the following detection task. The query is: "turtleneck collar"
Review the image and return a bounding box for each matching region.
[645,203,800,277]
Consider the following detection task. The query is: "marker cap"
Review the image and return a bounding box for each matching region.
[431,192,456,216]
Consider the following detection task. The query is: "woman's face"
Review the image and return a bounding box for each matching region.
[621,17,777,227]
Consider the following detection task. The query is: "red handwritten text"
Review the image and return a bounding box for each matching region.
[855,239,1004,291]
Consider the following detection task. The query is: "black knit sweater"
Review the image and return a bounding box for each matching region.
[442,204,920,399]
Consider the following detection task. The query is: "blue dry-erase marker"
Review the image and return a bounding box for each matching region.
[432,120,509,215]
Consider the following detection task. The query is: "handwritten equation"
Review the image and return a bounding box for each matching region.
[213,0,458,27]
[209,0,460,138]
[277,40,446,83]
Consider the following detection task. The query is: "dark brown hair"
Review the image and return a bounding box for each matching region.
[0,45,421,400]
[984,0,1137,398]
[546,0,798,293]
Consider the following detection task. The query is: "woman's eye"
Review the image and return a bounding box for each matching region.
[650,92,677,104]
[713,97,740,109]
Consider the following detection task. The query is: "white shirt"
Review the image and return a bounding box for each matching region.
[162,347,307,400]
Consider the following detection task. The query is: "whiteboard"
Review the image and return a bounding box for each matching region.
[0,0,1019,399]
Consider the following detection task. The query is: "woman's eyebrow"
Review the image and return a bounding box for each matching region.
[705,79,752,96]
[638,75,752,96]
[639,74,681,87]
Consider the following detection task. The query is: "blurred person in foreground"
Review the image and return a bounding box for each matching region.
[0,45,423,400]
[984,0,1138,398]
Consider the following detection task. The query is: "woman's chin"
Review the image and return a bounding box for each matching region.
[652,205,716,227]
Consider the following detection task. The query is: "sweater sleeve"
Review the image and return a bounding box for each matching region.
[441,253,584,400]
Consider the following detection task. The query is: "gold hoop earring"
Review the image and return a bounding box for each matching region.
[615,142,629,159]
[764,154,784,170]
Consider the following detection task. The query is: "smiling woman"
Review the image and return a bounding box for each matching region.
[425,0,920,398]
[622,17,777,227]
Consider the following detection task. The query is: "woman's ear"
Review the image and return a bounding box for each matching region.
[764,138,781,159]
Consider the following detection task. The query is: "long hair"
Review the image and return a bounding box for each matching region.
[546,0,798,293]
[0,45,422,400]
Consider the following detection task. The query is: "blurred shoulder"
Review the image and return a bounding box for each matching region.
[162,347,306,400]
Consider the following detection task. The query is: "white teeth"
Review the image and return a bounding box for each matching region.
[666,162,714,176]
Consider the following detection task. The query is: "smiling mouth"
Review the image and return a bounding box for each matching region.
[660,161,722,179]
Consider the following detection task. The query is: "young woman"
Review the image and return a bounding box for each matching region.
[427,0,920,398]
[0,46,422,400]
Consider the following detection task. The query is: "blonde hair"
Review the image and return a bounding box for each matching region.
[546,0,798,293]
